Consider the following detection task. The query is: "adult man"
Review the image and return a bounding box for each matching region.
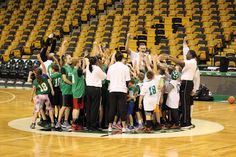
[165,49,197,128]
[107,52,131,133]
[125,33,151,70]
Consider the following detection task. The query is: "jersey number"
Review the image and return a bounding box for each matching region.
[72,74,75,84]
[39,83,48,92]
[149,85,156,95]
[54,78,60,87]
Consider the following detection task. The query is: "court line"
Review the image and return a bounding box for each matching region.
[8,118,224,138]
[193,106,235,115]
[0,90,16,104]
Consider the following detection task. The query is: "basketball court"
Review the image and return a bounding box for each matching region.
[0,89,235,157]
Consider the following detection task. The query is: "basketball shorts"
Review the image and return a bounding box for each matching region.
[49,89,62,107]
[127,101,135,115]
[73,97,84,109]
[62,94,73,108]
[34,94,52,113]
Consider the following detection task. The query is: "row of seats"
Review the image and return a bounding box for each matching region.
[62,0,236,67]
[0,0,235,67]
[0,0,115,61]
[0,59,40,80]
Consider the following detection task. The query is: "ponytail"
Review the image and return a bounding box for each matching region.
[89,57,97,73]
[89,64,93,73]
[34,68,43,85]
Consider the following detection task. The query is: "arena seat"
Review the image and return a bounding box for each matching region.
[0,0,235,68]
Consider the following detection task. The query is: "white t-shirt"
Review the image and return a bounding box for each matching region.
[166,80,181,109]
[86,65,106,87]
[107,62,131,93]
[183,40,200,90]
[40,60,53,76]
[130,51,151,68]
[183,41,189,61]
[140,76,161,111]
[193,69,200,92]
[181,59,197,80]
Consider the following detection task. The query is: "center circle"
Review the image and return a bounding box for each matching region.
[8,117,224,138]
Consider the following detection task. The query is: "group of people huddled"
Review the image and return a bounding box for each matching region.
[29,33,200,133]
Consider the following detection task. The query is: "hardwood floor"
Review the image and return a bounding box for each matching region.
[0,89,236,157]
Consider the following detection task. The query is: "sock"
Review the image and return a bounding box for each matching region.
[138,120,142,125]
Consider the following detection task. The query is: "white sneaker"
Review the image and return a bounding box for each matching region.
[122,127,130,133]
[48,33,54,38]
[108,127,112,132]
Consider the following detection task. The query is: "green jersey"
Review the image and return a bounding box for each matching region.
[50,72,62,88]
[128,85,139,102]
[60,65,73,95]
[102,64,109,89]
[72,68,85,98]
[33,77,51,95]
[47,63,54,77]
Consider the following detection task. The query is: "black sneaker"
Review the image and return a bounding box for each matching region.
[30,123,36,129]
[37,119,43,127]
[42,121,51,129]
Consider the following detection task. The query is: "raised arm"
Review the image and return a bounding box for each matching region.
[37,54,47,74]
[109,51,117,67]
[93,41,103,55]
[50,54,61,69]
[183,36,189,60]
[125,33,132,54]
[168,55,185,67]
[153,55,159,74]
[144,54,152,72]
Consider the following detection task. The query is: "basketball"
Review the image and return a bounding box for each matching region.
[228,96,235,104]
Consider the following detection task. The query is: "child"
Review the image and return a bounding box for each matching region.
[127,79,138,130]
[139,71,161,132]
[30,55,55,129]
[134,72,145,129]
[166,70,181,129]
[30,68,55,129]
[71,59,85,130]
[50,64,62,121]
[55,54,73,130]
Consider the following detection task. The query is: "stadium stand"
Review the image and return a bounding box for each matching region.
[0,0,235,85]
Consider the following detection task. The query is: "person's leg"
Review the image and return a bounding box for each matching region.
[108,92,117,130]
[72,98,80,125]
[85,87,92,129]
[145,111,153,131]
[180,82,187,127]
[171,109,179,126]
[134,96,143,127]
[118,93,128,130]
[31,95,41,128]
[185,82,194,126]
[180,81,193,127]
[61,95,72,125]
[90,88,101,129]
[44,95,55,127]
[57,106,65,123]
[99,102,103,128]
[50,38,56,54]
[56,95,68,128]
[104,90,109,128]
